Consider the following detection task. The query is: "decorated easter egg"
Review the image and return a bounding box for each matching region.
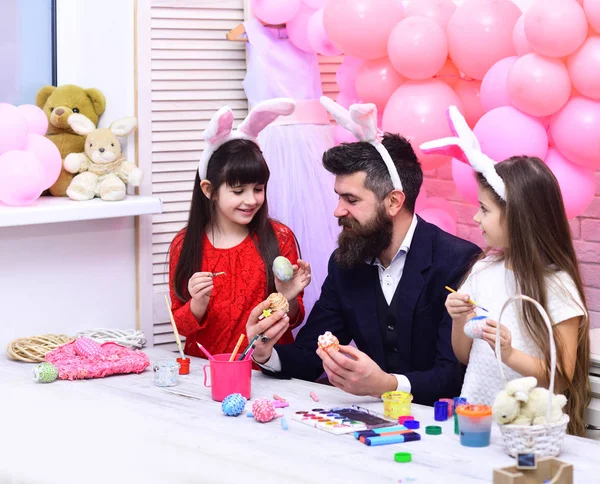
[318,331,339,351]
[74,337,103,358]
[33,362,58,383]
[273,256,293,282]
[251,398,277,423]
[222,393,247,417]
[267,292,289,313]
[464,316,487,339]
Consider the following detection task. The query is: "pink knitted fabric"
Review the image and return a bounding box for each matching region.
[45,337,150,381]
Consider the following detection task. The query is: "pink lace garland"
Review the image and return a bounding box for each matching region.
[45,338,150,381]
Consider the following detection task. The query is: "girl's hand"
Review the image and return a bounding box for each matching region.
[275,259,311,301]
[188,272,214,319]
[482,320,513,361]
[445,292,476,324]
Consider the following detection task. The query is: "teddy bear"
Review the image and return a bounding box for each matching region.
[492,376,538,425]
[521,387,568,426]
[36,84,106,196]
[63,114,142,201]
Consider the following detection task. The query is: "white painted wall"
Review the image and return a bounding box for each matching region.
[0,0,139,347]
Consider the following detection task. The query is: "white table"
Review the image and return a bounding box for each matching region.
[1,349,598,484]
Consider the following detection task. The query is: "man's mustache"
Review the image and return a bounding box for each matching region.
[338,217,360,229]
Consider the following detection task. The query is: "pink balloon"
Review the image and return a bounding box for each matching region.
[455,80,484,128]
[524,0,587,57]
[544,147,595,219]
[415,189,428,213]
[586,0,600,33]
[512,15,533,57]
[22,134,62,191]
[334,124,359,145]
[404,0,456,29]
[418,207,457,235]
[336,56,364,97]
[251,0,302,24]
[16,104,48,136]
[479,56,518,113]
[356,58,405,110]
[0,104,27,155]
[447,0,520,80]
[0,150,44,206]
[336,91,360,109]
[287,4,316,53]
[304,0,327,7]
[568,36,600,100]
[422,196,457,223]
[507,53,571,117]
[452,158,480,206]
[382,79,463,171]
[307,9,341,56]
[388,17,448,80]
[474,106,548,162]
[550,96,600,169]
[434,59,461,88]
[323,0,405,60]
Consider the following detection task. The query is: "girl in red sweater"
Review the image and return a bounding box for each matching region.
[169,100,311,358]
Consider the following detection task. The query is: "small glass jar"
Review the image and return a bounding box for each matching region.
[382,391,413,419]
[153,360,180,387]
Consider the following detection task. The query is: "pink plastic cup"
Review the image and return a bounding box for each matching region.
[203,353,252,401]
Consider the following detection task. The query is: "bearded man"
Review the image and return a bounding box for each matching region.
[246,134,481,405]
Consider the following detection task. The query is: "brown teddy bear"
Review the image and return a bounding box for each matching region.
[64,114,142,201]
[36,85,106,196]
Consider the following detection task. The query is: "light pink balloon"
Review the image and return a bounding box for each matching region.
[323,0,405,60]
[474,106,549,163]
[251,0,302,24]
[16,104,48,136]
[388,16,448,80]
[507,53,571,117]
[404,0,457,29]
[356,58,405,110]
[550,96,600,169]
[479,56,518,113]
[422,196,457,223]
[455,80,484,128]
[287,4,316,53]
[382,79,463,171]
[336,56,364,97]
[418,207,457,235]
[0,150,44,206]
[452,159,480,205]
[524,0,587,58]
[336,91,360,109]
[0,104,27,155]
[304,0,327,7]
[434,59,461,88]
[22,134,62,190]
[512,15,533,56]
[544,147,595,219]
[334,124,359,145]
[586,0,600,33]
[568,36,600,100]
[446,0,520,80]
[307,9,341,56]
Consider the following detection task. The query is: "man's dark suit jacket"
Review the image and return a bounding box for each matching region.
[265,217,481,406]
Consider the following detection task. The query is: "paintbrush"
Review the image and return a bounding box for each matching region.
[164,294,186,359]
[445,286,489,313]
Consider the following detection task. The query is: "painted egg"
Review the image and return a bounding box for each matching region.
[273,256,293,282]
[464,316,487,339]
[252,398,276,423]
[74,337,103,358]
[33,362,58,383]
[222,393,247,417]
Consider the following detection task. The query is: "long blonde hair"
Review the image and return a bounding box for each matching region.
[477,156,590,436]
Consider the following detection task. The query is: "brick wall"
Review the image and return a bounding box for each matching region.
[423,164,600,329]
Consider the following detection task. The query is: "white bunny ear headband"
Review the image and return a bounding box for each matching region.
[198,98,296,180]
[320,96,403,191]
[419,106,506,200]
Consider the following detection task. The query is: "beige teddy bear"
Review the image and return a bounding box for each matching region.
[64,114,142,201]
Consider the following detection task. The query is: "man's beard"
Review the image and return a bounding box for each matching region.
[335,205,393,269]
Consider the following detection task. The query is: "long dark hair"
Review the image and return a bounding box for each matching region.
[476,156,590,436]
[172,139,280,302]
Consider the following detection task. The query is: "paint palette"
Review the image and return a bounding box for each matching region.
[291,405,396,435]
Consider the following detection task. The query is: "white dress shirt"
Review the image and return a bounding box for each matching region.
[258,215,419,395]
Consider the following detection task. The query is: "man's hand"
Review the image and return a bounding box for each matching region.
[316,344,397,397]
[246,300,289,364]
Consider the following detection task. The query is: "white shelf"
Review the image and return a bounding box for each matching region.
[0,195,163,227]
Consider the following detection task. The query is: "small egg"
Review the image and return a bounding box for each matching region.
[273,256,293,282]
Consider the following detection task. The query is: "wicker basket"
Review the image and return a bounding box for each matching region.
[495,295,569,458]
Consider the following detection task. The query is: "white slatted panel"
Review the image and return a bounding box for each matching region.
[149,0,247,351]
